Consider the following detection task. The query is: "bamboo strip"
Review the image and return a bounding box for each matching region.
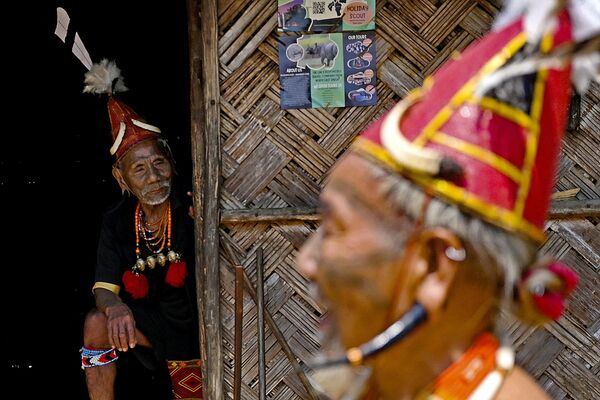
[219,199,600,224]
[221,241,321,400]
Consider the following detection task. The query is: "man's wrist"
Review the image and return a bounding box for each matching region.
[92,281,121,295]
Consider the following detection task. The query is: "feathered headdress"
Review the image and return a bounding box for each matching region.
[486,0,600,95]
[83,59,162,159]
[355,0,598,243]
[83,59,128,95]
[351,0,595,323]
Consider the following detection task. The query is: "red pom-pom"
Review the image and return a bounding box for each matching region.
[532,292,565,321]
[122,271,149,299]
[547,262,579,296]
[166,261,187,288]
[522,261,579,321]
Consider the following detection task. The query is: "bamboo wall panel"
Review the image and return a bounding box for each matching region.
[509,85,600,399]
[208,0,600,398]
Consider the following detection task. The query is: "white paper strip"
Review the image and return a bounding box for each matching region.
[54,7,70,43]
[73,32,93,71]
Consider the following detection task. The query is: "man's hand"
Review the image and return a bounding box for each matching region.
[187,191,194,219]
[104,302,137,352]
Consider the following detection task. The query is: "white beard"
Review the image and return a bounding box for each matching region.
[140,182,171,205]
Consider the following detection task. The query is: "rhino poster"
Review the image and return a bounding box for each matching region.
[279,32,377,109]
[277,0,376,32]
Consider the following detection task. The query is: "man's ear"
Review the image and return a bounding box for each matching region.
[390,227,465,322]
[112,165,130,194]
[415,228,465,320]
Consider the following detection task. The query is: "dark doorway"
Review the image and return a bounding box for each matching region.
[2,1,191,398]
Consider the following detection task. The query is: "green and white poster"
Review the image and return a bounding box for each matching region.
[279,32,377,109]
[277,0,376,32]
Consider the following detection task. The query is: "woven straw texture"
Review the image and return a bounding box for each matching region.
[205,1,600,398]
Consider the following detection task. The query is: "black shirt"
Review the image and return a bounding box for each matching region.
[94,186,199,362]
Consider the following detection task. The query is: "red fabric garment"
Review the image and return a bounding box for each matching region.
[168,359,203,399]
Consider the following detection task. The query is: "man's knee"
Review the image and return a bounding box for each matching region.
[84,308,108,344]
[82,309,118,370]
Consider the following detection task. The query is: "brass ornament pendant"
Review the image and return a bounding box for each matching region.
[127,200,185,294]
[134,257,146,272]
[168,250,180,263]
[146,255,157,269]
[131,250,181,274]
[157,252,168,266]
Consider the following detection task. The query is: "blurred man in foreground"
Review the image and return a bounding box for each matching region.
[297,1,598,398]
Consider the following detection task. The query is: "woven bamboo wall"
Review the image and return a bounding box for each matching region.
[209,0,600,398]
[511,85,600,400]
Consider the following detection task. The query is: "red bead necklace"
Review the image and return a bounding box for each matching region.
[123,199,188,299]
[132,199,180,273]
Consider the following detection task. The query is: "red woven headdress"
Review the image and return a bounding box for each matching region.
[354,11,575,243]
[351,1,600,321]
[84,59,161,160]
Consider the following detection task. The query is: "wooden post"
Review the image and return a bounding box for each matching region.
[549,199,600,219]
[234,264,244,400]
[189,0,223,398]
[221,207,320,223]
[256,247,267,400]
[186,0,208,394]
[221,241,321,400]
[217,201,600,223]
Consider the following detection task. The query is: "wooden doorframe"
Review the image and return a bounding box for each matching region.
[188,0,224,398]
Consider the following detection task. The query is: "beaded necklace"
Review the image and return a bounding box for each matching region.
[123,199,188,299]
[132,199,181,273]
[138,202,169,253]
[417,333,514,400]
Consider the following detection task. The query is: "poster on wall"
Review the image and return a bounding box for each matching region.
[279,32,377,109]
[277,0,376,32]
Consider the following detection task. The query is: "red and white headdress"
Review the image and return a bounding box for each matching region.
[84,59,162,160]
[354,1,598,243]
[352,0,598,322]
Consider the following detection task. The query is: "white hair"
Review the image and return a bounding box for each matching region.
[369,161,537,298]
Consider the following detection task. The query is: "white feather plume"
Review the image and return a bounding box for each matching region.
[83,59,128,95]
[493,0,559,44]
[478,0,600,97]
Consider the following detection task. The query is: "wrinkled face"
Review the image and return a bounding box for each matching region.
[297,153,416,350]
[117,140,172,206]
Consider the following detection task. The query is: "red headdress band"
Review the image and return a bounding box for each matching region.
[353,13,574,243]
